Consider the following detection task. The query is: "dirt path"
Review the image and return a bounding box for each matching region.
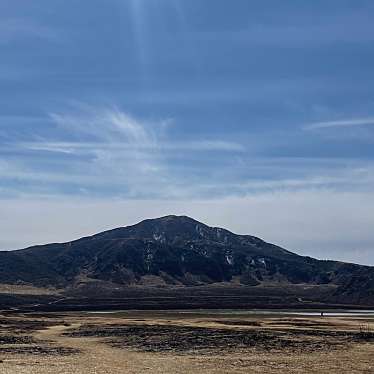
[32,323,175,373]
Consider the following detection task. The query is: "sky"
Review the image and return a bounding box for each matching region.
[1,0,374,265]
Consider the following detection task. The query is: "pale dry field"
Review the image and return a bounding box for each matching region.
[0,311,373,374]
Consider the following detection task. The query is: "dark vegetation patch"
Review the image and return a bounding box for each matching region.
[0,317,58,334]
[212,320,262,327]
[65,323,355,354]
[281,328,374,342]
[0,314,79,356]
[267,319,340,328]
[0,346,79,356]
[0,335,35,344]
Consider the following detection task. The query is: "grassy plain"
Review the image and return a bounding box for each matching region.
[0,310,373,373]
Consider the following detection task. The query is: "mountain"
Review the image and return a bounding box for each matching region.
[1,215,374,307]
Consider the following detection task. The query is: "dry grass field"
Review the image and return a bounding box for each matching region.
[0,310,373,373]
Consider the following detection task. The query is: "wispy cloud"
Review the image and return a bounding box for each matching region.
[304,117,374,130]
[1,105,373,200]
[0,106,245,198]
[46,107,245,156]
[19,140,244,154]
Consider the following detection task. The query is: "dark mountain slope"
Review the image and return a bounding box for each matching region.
[0,215,373,305]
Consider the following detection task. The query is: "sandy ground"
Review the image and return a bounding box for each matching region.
[0,311,374,373]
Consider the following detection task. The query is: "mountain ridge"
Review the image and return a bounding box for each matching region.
[1,215,373,306]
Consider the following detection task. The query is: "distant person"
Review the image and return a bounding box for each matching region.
[321,311,324,317]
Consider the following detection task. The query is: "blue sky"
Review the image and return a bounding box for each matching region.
[1,1,374,264]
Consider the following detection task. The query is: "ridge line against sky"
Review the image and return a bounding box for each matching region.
[0,0,373,264]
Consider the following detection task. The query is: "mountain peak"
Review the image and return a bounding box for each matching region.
[90,215,235,247]
[125,215,211,241]
[138,215,205,228]
[143,215,200,224]
[3,216,374,306]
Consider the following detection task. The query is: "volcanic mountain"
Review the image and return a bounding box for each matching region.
[1,215,374,307]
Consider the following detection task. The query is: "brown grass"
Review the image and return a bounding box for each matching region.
[0,311,373,373]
